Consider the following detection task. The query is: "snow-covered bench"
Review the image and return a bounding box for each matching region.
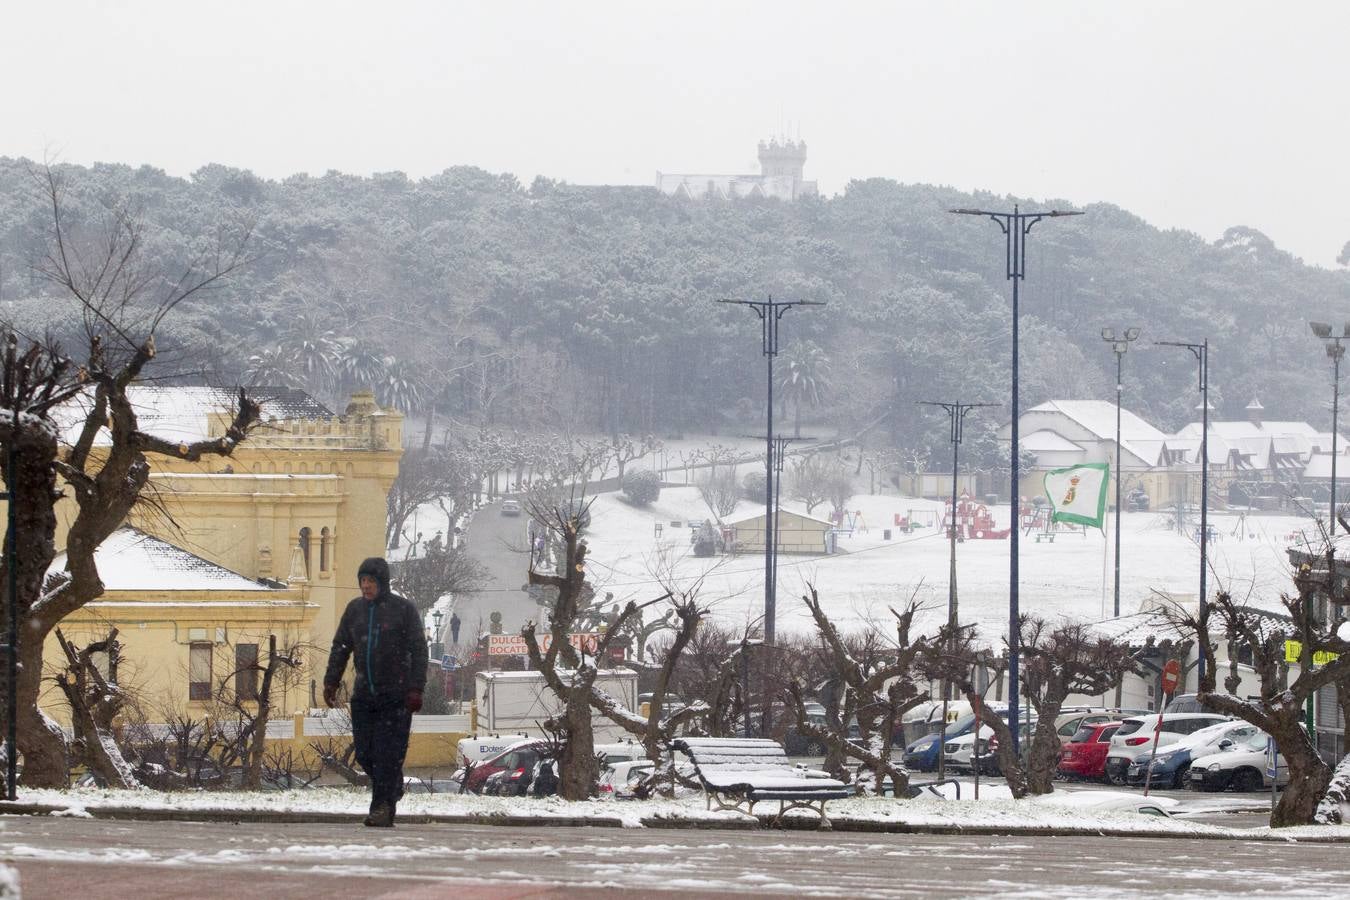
[672,737,853,828]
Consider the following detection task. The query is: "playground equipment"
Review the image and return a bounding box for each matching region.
[941,492,1011,541]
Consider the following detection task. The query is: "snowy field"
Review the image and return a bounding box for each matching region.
[579,485,1318,641]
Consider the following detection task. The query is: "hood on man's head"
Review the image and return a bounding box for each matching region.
[358,557,391,595]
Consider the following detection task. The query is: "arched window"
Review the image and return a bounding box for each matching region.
[299,527,312,576]
[320,527,330,573]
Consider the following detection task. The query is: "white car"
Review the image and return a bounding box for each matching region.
[1126,719,1259,788]
[1104,713,1229,784]
[1190,730,1289,792]
[598,759,656,798]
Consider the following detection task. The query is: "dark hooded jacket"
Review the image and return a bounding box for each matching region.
[324,557,428,700]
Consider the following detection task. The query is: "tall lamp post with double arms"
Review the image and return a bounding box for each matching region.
[949,205,1082,756]
[1102,327,1141,618]
[1157,339,1210,680]
[920,399,994,779]
[1307,321,1348,738]
[718,296,823,645]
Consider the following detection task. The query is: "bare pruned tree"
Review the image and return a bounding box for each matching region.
[521,495,642,800]
[1170,571,1350,827]
[961,616,1134,797]
[52,627,143,789]
[1,166,261,787]
[788,587,963,796]
[695,467,739,519]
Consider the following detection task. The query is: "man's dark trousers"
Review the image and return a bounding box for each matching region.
[351,693,412,810]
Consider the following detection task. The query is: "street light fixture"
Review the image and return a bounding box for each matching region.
[1156,338,1210,681]
[1308,322,1349,539]
[950,205,1082,756]
[718,296,824,645]
[920,399,995,781]
[1102,326,1141,618]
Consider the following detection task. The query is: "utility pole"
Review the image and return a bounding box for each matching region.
[718,296,823,644]
[1102,327,1141,617]
[920,400,994,780]
[949,205,1082,756]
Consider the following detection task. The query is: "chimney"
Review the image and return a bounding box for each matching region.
[1246,398,1264,428]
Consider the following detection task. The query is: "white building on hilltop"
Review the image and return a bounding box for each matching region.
[656,138,818,201]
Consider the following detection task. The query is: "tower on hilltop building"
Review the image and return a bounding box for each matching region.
[757,137,808,181]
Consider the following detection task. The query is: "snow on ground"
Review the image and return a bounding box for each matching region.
[8,785,1331,840]
[581,486,1314,641]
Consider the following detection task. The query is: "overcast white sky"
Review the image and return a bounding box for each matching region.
[4,1,1349,266]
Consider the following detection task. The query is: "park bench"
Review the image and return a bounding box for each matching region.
[672,737,853,828]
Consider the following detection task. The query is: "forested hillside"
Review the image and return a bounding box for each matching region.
[3,157,1348,460]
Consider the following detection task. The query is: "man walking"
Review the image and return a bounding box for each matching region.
[324,557,428,827]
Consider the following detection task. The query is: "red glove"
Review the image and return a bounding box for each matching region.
[405,689,423,713]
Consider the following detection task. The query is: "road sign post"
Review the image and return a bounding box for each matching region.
[1143,659,1181,797]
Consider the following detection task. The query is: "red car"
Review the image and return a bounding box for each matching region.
[456,740,546,794]
[1057,720,1121,781]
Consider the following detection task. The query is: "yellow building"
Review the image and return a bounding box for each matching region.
[46,386,403,721]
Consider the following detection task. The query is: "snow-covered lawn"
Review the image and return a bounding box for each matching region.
[8,786,1348,842]
[581,485,1315,639]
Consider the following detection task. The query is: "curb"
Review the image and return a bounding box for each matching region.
[2,801,1346,842]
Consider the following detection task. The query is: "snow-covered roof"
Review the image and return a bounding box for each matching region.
[49,528,282,593]
[1018,401,1169,466]
[723,509,836,528]
[54,385,331,446]
[1020,429,1083,453]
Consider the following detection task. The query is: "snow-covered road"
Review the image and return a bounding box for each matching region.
[2,815,1346,898]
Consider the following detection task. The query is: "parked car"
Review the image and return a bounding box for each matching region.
[945,713,1034,775]
[1052,708,1145,746]
[1162,693,1208,715]
[1127,719,1259,788]
[904,705,1007,772]
[1190,729,1288,792]
[500,499,522,516]
[1057,720,1123,781]
[1104,713,1229,785]
[454,738,547,794]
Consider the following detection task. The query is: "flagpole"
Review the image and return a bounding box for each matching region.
[1101,503,1110,618]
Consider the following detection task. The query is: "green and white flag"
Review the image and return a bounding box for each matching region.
[1043,463,1109,529]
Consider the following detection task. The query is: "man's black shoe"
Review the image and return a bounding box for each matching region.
[364,803,394,827]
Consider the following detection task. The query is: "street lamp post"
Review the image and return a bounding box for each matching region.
[920,400,994,780]
[1309,323,1348,539]
[718,296,823,644]
[1102,327,1141,618]
[1307,321,1348,740]
[1157,339,1210,680]
[950,205,1082,756]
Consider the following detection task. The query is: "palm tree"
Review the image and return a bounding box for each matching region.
[336,339,389,397]
[279,313,342,400]
[777,340,830,437]
[380,357,425,414]
[244,347,302,388]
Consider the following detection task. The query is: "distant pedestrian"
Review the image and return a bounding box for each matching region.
[449,612,461,644]
[324,557,428,828]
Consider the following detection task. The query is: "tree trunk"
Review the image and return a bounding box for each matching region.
[17,632,68,786]
[1023,715,1065,795]
[1271,723,1332,827]
[557,695,596,801]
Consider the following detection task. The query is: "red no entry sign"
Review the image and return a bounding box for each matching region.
[1161,658,1181,696]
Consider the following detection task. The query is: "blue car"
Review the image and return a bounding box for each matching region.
[903,713,981,772]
